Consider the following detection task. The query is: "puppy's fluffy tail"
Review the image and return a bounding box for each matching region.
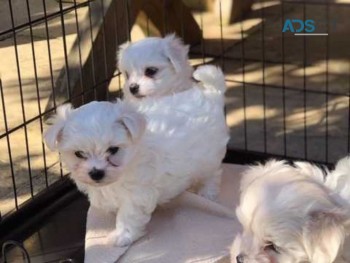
[193,65,226,94]
[293,161,327,183]
[326,156,350,202]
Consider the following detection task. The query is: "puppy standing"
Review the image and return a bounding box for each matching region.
[44,35,229,246]
[44,95,228,247]
[231,157,350,263]
[118,34,229,199]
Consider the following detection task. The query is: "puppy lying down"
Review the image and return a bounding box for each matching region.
[231,157,350,263]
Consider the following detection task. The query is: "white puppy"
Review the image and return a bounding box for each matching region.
[118,34,228,197]
[231,157,350,263]
[118,34,193,99]
[117,34,229,198]
[44,84,229,247]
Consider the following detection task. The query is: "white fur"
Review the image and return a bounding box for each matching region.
[231,157,350,263]
[44,87,228,246]
[326,156,350,203]
[118,34,193,99]
[44,35,228,247]
[118,35,228,200]
[118,35,226,100]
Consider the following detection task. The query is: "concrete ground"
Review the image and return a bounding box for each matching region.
[0,0,350,217]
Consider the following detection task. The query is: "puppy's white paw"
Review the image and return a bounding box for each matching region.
[106,229,133,247]
[197,173,221,201]
[198,187,219,201]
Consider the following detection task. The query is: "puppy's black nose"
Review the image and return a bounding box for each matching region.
[89,168,105,181]
[236,254,244,263]
[129,83,140,95]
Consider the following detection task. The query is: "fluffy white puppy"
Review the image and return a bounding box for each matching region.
[231,157,350,263]
[118,34,193,99]
[44,78,228,247]
[117,33,229,198]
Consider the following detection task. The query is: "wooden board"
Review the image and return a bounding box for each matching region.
[44,0,202,117]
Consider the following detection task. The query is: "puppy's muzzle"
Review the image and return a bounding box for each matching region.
[236,254,244,263]
[129,83,140,95]
[89,168,105,182]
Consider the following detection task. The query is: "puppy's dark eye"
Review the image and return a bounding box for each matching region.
[264,242,279,253]
[107,147,119,155]
[75,151,86,159]
[145,67,158,78]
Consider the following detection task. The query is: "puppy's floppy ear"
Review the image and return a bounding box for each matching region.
[118,102,146,141]
[44,104,73,151]
[162,34,189,72]
[117,41,131,69]
[303,208,349,263]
